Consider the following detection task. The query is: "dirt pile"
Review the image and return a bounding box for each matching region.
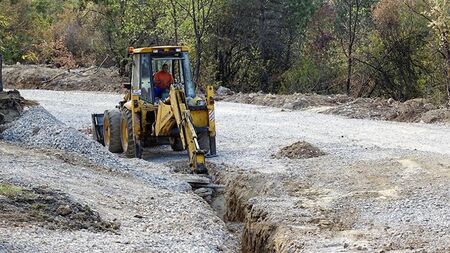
[219,90,352,110]
[323,97,450,123]
[273,141,325,159]
[0,183,119,232]
[3,65,122,92]
[0,90,37,126]
[220,90,450,124]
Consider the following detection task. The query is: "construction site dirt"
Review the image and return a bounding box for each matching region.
[1,88,448,252]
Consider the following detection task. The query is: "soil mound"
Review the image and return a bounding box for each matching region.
[0,90,37,125]
[323,97,448,123]
[3,65,122,92]
[0,183,119,232]
[274,141,325,159]
[220,91,351,110]
[221,91,450,124]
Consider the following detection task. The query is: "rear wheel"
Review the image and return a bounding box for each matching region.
[103,109,123,153]
[121,109,138,158]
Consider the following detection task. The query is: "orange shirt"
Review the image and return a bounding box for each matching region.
[154,71,174,89]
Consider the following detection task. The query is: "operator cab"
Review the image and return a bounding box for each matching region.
[129,46,196,104]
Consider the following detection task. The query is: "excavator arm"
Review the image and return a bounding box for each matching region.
[169,85,207,173]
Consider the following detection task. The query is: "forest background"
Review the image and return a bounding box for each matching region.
[0,0,449,104]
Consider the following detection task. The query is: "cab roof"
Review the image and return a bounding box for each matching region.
[129,46,189,54]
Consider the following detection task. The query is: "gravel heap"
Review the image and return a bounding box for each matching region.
[2,106,189,192]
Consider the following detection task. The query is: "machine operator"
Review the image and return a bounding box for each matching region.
[154,64,174,99]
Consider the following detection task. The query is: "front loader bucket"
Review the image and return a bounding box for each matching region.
[91,113,105,145]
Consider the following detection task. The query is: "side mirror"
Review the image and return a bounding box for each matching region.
[122,82,131,90]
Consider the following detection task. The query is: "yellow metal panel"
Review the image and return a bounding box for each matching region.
[206,85,216,137]
[191,110,208,128]
[155,102,176,136]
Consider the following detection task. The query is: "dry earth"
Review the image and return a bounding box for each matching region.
[8,89,450,252]
[0,90,37,126]
[3,65,122,92]
[218,90,450,124]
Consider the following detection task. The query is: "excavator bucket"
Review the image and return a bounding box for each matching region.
[91,113,105,145]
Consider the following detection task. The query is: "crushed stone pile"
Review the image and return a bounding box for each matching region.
[3,65,122,92]
[274,141,325,159]
[2,106,189,192]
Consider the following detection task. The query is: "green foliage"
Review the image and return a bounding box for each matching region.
[281,57,320,93]
[362,0,446,102]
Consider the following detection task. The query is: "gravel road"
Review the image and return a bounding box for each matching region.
[1,90,238,252]
[18,89,450,167]
[13,89,450,252]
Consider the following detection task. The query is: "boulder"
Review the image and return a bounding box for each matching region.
[216,86,234,96]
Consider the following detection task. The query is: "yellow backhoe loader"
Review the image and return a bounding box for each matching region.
[92,46,216,174]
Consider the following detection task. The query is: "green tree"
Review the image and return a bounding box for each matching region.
[334,0,375,95]
[405,0,450,104]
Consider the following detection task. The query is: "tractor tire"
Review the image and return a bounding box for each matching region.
[103,109,123,153]
[121,109,139,158]
[198,131,210,154]
[170,137,184,151]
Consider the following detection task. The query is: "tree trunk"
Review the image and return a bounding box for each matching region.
[346,54,352,95]
[0,54,3,92]
[169,0,179,44]
[346,1,354,96]
[258,0,269,92]
[194,38,202,82]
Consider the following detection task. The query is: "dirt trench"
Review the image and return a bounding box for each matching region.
[201,163,290,253]
[166,159,327,252]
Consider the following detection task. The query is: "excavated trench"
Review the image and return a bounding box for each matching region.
[213,171,281,253]
[168,160,283,252]
[199,162,286,253]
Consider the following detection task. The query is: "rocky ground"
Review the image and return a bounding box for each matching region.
[8,89,450,252]
[0,141,236,252]
[217,87,450,124]
[0,94,237,252]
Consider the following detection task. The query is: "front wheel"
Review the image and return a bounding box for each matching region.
[103,109,123,153]
[121,109,141,158]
